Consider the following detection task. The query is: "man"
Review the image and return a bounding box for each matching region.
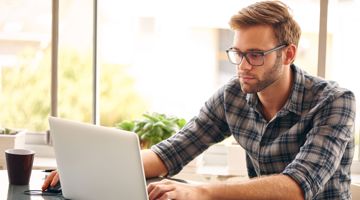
[43,1,356,199]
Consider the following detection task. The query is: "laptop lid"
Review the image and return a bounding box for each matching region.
[49,117,148,200]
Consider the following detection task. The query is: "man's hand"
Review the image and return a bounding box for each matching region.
[147,179,209,200]
[148,174,303,200]
[41,170,60,191]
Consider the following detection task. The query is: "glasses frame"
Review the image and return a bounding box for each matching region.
[226,44,287,66]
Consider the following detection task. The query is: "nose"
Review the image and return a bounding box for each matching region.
[237,58,253,71]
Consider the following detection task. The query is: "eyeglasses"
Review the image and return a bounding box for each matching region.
[226,44,287,66]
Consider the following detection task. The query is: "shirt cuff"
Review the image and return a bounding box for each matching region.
[151,141,184,176]
[283,166,314,200]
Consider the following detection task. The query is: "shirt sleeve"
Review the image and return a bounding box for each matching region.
[283,90,356,200]
[151,85,231,176]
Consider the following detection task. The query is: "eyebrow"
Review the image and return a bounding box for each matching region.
[229,47,265,52]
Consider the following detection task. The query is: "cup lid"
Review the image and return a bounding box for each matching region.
[5,149,35,155]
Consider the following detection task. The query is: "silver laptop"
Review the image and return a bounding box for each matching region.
[49,117,148,200]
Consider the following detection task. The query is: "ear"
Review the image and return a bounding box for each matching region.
[283,44,297,65]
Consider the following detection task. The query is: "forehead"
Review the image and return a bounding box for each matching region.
[233,25,277,51]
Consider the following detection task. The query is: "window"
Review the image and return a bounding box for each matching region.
[97,0,236,125]
[0,0,322,131]
[0,0,51,131]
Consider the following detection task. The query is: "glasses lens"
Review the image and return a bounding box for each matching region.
[246,52,264,66]
[227,50,242,64]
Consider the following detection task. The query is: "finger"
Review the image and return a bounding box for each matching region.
[157,191,176,200]
[148,184,175,200]
[50,173,60,186]
[41,171,56,190]
[147,180,169,192]
[147,182,158,193]
[41,171,57,191]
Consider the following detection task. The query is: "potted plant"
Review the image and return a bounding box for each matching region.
[0,128,27,169]
[116,112,186,149]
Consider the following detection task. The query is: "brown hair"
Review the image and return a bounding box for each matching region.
[229,0,301,47]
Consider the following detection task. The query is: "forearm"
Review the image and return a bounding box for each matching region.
[202,174,304,200]
[141,149,168,178]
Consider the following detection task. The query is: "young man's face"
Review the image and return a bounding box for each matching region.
[232,25,285,94]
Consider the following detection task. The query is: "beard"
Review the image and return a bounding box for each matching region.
[239,54,283,93]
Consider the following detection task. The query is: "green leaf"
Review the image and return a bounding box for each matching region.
[153,126,164,137]
[176,118,186,128]
[140,132,151,140]
[143,122,153,131]
[142,113,159,122]
[0,128,17,135]
[153,121,166,128]
[116,120,135,131]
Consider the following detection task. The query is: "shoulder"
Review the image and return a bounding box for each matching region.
[294,66,355,110]
[306,74,354,102]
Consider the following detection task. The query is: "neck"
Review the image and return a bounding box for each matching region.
[257,66,293,121]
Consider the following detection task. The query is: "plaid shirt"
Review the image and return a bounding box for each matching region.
[152,64,356,200]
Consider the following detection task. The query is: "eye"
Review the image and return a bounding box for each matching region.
[234,51,243,57]
[247,52,263,60]
[230,50,243,60]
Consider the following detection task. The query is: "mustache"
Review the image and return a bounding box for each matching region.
[237,73,257,78]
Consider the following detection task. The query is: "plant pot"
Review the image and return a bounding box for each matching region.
[140,140,150,149]
[0,130,26,169]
